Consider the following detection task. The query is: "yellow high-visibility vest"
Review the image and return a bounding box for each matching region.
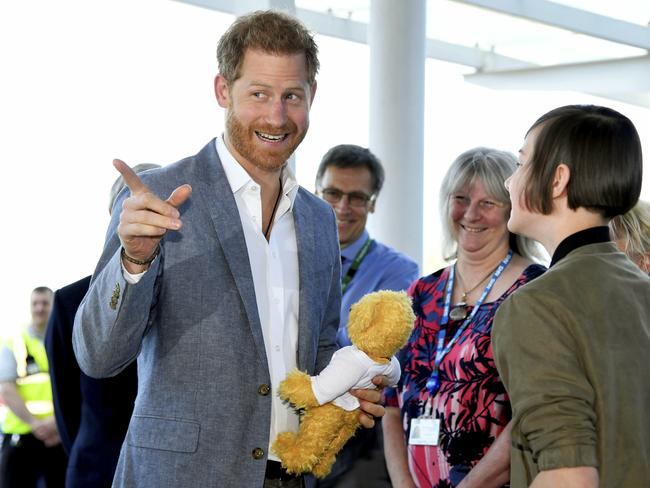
[2,329,53,434]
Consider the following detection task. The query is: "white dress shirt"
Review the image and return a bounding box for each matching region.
[215,136,300,460]
[124,136,301,460]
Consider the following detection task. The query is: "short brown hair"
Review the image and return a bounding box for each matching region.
[32,286,53,295]
[316,145,385,195]
[217,10,319,85]
[521,105,642,218]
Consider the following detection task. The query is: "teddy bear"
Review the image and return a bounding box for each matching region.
[271,289,415,478]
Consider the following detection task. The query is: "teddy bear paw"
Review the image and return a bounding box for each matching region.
[272,431,298,456]
[272,432,320,475]
[312,457,336,479]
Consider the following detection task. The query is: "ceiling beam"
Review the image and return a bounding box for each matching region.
[173,0,533,70]
[451,0,650,50]
[466,55,650,92]
[465,55,650,107]
[173,0,649,107]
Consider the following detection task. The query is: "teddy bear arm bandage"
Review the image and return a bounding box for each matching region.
[310,347,370,405]
[385,356,402,386]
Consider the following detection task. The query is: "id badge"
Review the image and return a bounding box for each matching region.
[408,417,440,446]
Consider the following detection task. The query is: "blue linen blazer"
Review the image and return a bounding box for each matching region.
[45,275,137,488]
[72,140,341,487]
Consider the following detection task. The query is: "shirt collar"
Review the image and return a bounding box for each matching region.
[215,135,299,208]
[550,226,611,267]
[341,229,370,262]
[26,324,44,340]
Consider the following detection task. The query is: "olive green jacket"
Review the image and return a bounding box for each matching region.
[493,242,650,487]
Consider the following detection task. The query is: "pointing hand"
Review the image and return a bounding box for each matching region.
[113,159,192,272]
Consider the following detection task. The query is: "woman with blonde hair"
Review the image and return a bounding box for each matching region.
[384,147,545,488]
[610,199,650,273]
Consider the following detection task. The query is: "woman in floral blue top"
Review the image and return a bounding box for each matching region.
[383,148,545,488]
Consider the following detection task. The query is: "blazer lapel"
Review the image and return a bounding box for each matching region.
[193,141,266,363]
[293,190,318,371]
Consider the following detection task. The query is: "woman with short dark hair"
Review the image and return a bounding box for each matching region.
[493,105,650,487]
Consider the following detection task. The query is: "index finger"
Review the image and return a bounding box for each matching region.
[113,158,149,195]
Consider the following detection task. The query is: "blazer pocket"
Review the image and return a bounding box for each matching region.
[127,415,200,453]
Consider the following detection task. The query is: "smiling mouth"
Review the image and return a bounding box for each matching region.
[461,224,486,233]
[336,218,354,226]
[255,131,288,142]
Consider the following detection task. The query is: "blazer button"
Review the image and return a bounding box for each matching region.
[258,384,271,396]
[252,447,265,460]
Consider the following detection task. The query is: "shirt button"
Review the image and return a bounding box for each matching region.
[251,185,259,192]
[274,345,280,352]
[252,447,265,460]
[258,384,271,396]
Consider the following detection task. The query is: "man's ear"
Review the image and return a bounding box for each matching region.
[368,199,376,213]
[214,74,230,108]
[309,81,317,106]
[552,163,571,199]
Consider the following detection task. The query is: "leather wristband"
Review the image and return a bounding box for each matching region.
[121,246,160,266]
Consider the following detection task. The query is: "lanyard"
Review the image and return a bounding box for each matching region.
[423,249,513,414]
[341,237,373,295]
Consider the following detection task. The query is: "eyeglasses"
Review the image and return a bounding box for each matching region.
[320,188,374,208]
[451,195,507,211]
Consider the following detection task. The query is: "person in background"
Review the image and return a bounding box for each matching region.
[493,104,650,487]
[315,144,419,487]
[0,287,66,487]
[384,147,545,488]
[72,11,386,488]
[609,199,650,273]
[45,163,158,488]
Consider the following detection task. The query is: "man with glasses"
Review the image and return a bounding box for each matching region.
[315,144,419,487]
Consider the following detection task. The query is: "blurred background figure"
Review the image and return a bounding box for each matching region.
[315,144,419,487]
[45,163,158,488]
[0,286,66,487]
[383,148,545,488]
[610,199,650,273]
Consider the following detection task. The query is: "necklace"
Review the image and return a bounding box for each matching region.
[449,261,504,321]
[263,177,282,240]
[429,250,513,396]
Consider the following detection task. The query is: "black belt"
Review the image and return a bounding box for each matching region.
[265,460,296,481]
[3,433,36,447]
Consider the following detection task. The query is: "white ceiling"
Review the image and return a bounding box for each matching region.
[177,0,650,107]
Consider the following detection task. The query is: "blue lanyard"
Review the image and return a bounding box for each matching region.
[425,250,513,400]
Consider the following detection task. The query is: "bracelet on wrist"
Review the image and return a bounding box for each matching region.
[121,245,160,266]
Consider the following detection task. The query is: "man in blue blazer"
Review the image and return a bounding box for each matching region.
[73,11,384,487]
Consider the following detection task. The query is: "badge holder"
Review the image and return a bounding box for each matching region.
[408,399,440,446]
